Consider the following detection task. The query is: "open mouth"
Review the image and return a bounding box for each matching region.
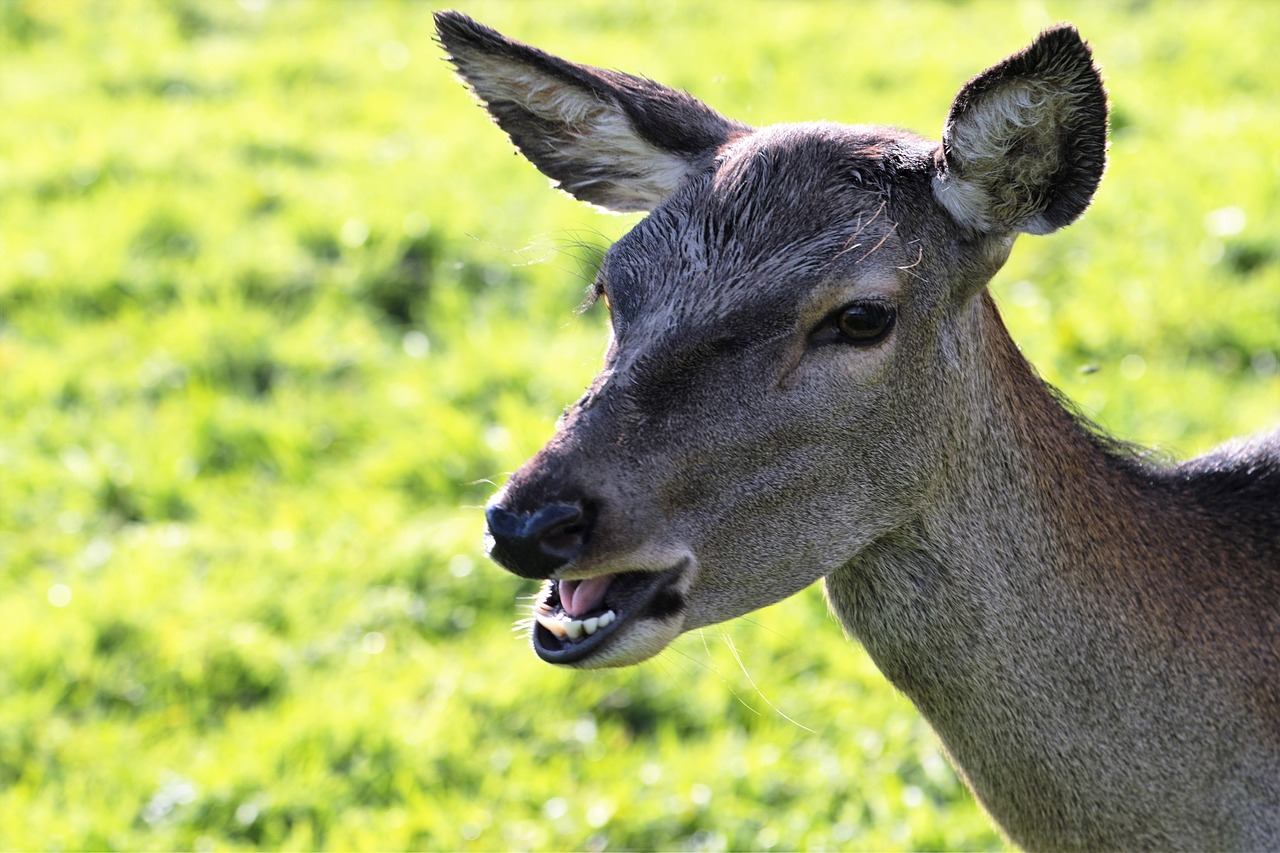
[531,565,685,664]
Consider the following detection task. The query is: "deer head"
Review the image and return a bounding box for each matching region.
[436,12,1107,668]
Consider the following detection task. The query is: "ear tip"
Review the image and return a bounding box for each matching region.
[433,10,501,52]
[1034,23,1093,56]
[1028,22,1100,70]
[431,9,469,37]
[1032,23,1106,93]
[1038,22,1086,44]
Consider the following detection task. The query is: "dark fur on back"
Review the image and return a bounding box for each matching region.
[1169,438,1280,552]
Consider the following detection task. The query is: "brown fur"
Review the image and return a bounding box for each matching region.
[436,11,1280,849]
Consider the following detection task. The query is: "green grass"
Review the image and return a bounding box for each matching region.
[1,1,1276,850]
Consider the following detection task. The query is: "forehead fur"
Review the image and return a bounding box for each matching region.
[602,122,937,315]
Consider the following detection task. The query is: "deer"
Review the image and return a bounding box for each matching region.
[435,11,1280,851]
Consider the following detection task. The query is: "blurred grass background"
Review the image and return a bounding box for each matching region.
[0,0,1276,849]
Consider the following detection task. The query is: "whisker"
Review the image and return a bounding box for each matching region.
[722,633,815,733]
[657,648,696,679]
[651,653,692,690]
[547,229,611,286]
[659,632,766,718]
[666,645,762,716]
[731,614,793,643]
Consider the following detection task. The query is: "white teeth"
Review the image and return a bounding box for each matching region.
[535,612,568,638]
[533,607,618,643]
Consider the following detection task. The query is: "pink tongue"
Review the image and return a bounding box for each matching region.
[560,576,612,618]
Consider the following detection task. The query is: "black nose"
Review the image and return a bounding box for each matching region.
[485,501,592,579]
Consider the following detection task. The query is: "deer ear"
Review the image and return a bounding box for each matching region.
[435,11,749,213]
[932,24,1108,236]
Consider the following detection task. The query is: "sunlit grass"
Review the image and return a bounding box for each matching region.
[0,1,1276,849]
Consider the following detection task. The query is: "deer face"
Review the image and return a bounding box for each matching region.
[492,125,964,666]
[437,13,1106,667]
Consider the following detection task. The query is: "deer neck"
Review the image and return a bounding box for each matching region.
[826,289,1159,678]
[823,291,1232,848]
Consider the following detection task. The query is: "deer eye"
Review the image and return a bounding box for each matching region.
[832,302,895,345]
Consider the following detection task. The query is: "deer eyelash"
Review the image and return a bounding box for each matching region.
[576,277,605,314]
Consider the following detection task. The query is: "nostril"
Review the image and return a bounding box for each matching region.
[485,500,593,579]
[540,517,587,556]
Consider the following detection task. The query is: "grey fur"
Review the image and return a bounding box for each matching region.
[436,11,1280,850]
